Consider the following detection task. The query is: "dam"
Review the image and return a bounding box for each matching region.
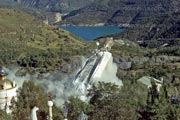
[72,38,123,96]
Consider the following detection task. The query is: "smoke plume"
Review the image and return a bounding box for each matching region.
[3,53,122,106]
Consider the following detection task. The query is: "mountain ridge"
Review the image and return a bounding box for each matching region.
[61,0,180,25]
[4,0,95,13]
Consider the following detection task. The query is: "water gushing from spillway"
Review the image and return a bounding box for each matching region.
[2,38,123,105]
[69,39,123,101]
[72,51,123,95]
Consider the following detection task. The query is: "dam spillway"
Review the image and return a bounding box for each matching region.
[72,38,123,95]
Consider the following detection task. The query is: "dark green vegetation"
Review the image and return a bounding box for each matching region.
[12,81,49,120]
[1,79,180,120]
[61,0,180,25]
[66,81,148,120]
[0,8,93,73]
[115,12,180,48]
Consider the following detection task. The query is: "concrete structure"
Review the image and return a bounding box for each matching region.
[62,102,68,120]
[72,38,123,95]
[43,19,49,25]
[48,100,53,120]
[0,67,18,113]
[55,13,62,23]
[138,76,163,92]
[91,51,112,83]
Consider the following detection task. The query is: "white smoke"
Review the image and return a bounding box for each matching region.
[97,56,123,86]
[3,66,32,87]
[2,53,122,106]
[3,66,75,106]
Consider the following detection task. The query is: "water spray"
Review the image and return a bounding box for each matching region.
[2,38,123,107]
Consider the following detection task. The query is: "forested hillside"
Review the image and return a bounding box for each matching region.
[61,0,180,25]
[0,8,90,73]
[115,12,180,48]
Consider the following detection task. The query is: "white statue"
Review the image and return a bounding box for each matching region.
[62,102,68,120]
[30,106,39,120]
[48,100,53,120]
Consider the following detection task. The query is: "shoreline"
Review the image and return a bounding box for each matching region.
[54,23,130,28]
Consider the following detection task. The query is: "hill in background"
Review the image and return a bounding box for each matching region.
[2,0,95,13]
[0,0,96,24]
[114,12,180,48]
[61,0,180,25]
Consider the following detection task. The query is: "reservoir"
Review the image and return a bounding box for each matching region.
[60,26,124,40]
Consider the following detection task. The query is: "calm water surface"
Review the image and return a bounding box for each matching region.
[60,26,124,40]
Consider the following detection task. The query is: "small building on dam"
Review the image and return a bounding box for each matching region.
[0,67,18,113]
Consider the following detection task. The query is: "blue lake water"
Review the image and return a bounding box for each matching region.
[60,26,124,41]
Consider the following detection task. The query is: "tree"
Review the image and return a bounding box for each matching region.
[12,80,48,120]
[149,83,180,120]
[90,81,148,120]
[67,97,94,120]
[0,110,12,120]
